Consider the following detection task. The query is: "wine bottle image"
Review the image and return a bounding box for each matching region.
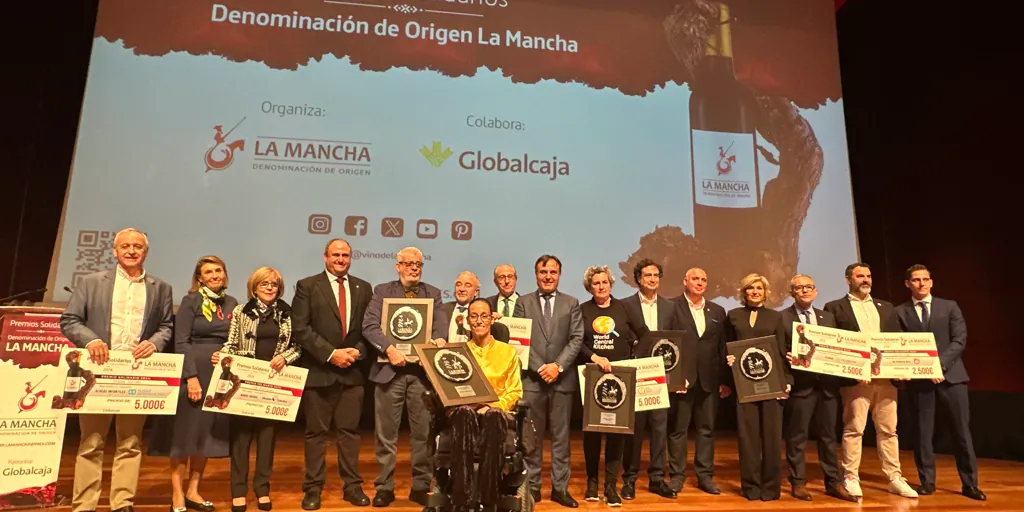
[690,2,761,247]
[63,351,85,401]
[209,356,235,408]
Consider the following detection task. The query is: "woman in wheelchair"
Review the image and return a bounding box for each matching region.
[445,298,524,511]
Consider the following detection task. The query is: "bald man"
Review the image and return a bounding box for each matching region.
[444,271,510,343]
[487,264,520,318]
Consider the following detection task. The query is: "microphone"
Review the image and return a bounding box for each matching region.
[0,287,47,305]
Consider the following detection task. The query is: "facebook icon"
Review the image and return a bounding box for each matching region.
[344,216,368,236]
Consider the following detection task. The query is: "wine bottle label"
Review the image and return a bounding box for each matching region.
[216,379,231,393]
[692,129,758,208]
[65,377,82,392]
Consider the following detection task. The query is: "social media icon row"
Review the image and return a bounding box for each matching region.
[307,214,472,240]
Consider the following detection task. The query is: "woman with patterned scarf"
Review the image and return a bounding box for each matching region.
[213,266,302,512]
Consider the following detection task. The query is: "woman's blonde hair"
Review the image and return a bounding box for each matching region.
[583,265,615,293]
[246,266,284,300]
[737,272,771,305]
[189,255,228,293]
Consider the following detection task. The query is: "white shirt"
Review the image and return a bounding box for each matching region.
[686,295,706,337]
[497,292,519,317]
[637,292,658,331]
[110,266,147,351]
[795,306,817,325]
[326,270,352,336]
[848,293,880,333]
[913,294,932,322]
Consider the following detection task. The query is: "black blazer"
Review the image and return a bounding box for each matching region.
[442,301,511,342]
[673,296,729,393]
[725,306,792,388]
[780,305,842,397]
[894,296,969,385]
[291,272,372,387]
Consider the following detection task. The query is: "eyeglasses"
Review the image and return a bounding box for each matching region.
[496,274,516,281]
[399,261,424,269]
[467,313,492,322]
[791,285,816,292]
[257,282,279,290]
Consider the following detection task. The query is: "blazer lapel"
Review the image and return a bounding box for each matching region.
[679,300,698,334]
[841,298,861,331]
[98,270,116,342]
[656,297,672,331]
[141,276,157,337]
[318,274,342,322]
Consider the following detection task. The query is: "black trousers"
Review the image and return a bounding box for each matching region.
[667,384,718,484]
[446,406,510,507]
[784,387,841,487]
[583,432,624,487]
[302,383,364,493]
[622,409,668,485]
[907,382,978,488]
[230,416,277,498]
[736,399,783,500]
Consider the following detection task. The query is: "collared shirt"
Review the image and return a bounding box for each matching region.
[110,265,147,351]
[539,290,557,316]
[913,294,932,323]
[325,270,352,336]
[687,295,706,337]
[637,292,658,331]
[848,293,880,333]
[497,292,519,317]
[467,338,523,412]
[796,306,817,325]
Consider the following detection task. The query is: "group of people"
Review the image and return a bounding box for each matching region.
[58,227,985,512]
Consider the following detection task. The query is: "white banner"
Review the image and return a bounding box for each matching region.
[52,348,183,415]
[496,316,532,369]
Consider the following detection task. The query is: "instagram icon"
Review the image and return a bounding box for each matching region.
[307,214,333,234]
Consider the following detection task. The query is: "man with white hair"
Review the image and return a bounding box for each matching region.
[362,247,448,507]
[60,228,174,512]
[443,271,510,343]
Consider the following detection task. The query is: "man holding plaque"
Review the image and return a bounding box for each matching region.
[512,254,583,507]
[895,265,985,501]
[363,247,448,507]
[60,228,174,512]
[292,239,373,508]
[780,275,855,502]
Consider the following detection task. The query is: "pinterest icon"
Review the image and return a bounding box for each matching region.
[204,117,247,172]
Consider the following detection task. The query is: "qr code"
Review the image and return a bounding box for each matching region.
[72,230,118,286]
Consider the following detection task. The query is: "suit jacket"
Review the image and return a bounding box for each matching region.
[895,296,968,384]
[487,292,520,316]
[673,296,728,393]
[222,299,302,363]
[60,269,174,351]
[363,280,447,384]
[823,295,901,386]
[291,272,372,387]
[780,305,842,397]
[620,293,693,369]
[442,301,511,342]
[512,290,584,392]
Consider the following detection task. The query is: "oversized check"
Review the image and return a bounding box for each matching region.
[577,356,669,411]
[496,316,531,369]
[789,324,872,380]
[51,347,183,415]
[202,355,308,422]
[868,332,942,379]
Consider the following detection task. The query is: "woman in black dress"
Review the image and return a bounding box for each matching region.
[169,256,237,512]
[578,265,650,507]
[725,273,791,501]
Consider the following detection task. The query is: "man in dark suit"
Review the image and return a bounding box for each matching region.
[895,264,984,501]
[292,239,373,508]
[60,228,174,512]
[443,271,510,342]
[487,264,520,318]
[823,262,918,499]
[512,255,583,507]
[780,274,856,502]
[666,267,727,495]
[619,259,680,499]
[362,247,448,507]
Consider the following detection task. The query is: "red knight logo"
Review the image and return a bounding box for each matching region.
[18,378,47,413]
[716,142,737,175]
[204,117,247,172]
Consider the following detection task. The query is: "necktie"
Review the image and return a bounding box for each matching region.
[502,297,510,317]
[918,301,929,328]
[337,277,347,336]
[457,305,467,313]
[404,286,418,299]
[541,293,553,330]
[802,310,811,324]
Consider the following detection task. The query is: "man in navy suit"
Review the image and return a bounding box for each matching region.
[895,264,985,501]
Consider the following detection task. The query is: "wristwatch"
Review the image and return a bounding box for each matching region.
[555,363,564,373]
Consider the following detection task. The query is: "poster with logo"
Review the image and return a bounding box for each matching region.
[577,356,669,412]
[788,323,872,379]
[0,312,73,509]
[868,332,942,379]
[202,354,308,422]
[52,347,183,415]
[496,316,531,368]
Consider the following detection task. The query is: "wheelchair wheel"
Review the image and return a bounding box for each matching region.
[517,478,534,512]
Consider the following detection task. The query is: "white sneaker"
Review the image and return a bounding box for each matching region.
[888,477,919,498]
[844,478,863,497]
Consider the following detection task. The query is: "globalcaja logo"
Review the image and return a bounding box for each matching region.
[716,141,736,176]
[420,141,453,168]
[204,117,247,172]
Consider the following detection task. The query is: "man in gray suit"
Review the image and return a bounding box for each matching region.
[362,247,447,507]
[513,254,583,507]
[60,228,174,512]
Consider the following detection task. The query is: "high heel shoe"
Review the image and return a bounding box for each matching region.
[256,498,271,512]
[230,503,246,512]
[185,499,215,512]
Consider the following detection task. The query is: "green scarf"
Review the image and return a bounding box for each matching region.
[198,286,226,322]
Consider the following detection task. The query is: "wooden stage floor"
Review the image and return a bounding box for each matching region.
[54,431,1023,512]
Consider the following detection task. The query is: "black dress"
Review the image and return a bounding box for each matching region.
[726,305,790,501]
[166,291,237,458]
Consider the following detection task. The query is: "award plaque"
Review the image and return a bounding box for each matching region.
[727,335,788,403]
[414,344,499,407]
[378,298,434,363]
[647,330,696,393]
[582,364,636,434]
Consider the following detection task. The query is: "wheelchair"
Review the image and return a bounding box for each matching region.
[420,390,536,512]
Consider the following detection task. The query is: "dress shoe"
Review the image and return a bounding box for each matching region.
[550,490,578,508]
[917,483,936,495]
[620,482,636,500]
[112,507,136,512]
[697,479,720,495]
[825,482,857,502]
[344,489,370,507]
[230,505,245,512]
[185,499,215,512]
[649,481,676,498]
[300,491,321,511]
[255,499,271,512]
[371,490,394,508]
[791,484,812,501]
[408,489,428,506]
[667,478,684,494]
[962,486,987,501]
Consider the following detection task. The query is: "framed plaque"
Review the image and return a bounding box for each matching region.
[582,364,636,434]
[414,344,499,407]
[727,335,788,403]
[377,298,434,363]
[647,330,695,393]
